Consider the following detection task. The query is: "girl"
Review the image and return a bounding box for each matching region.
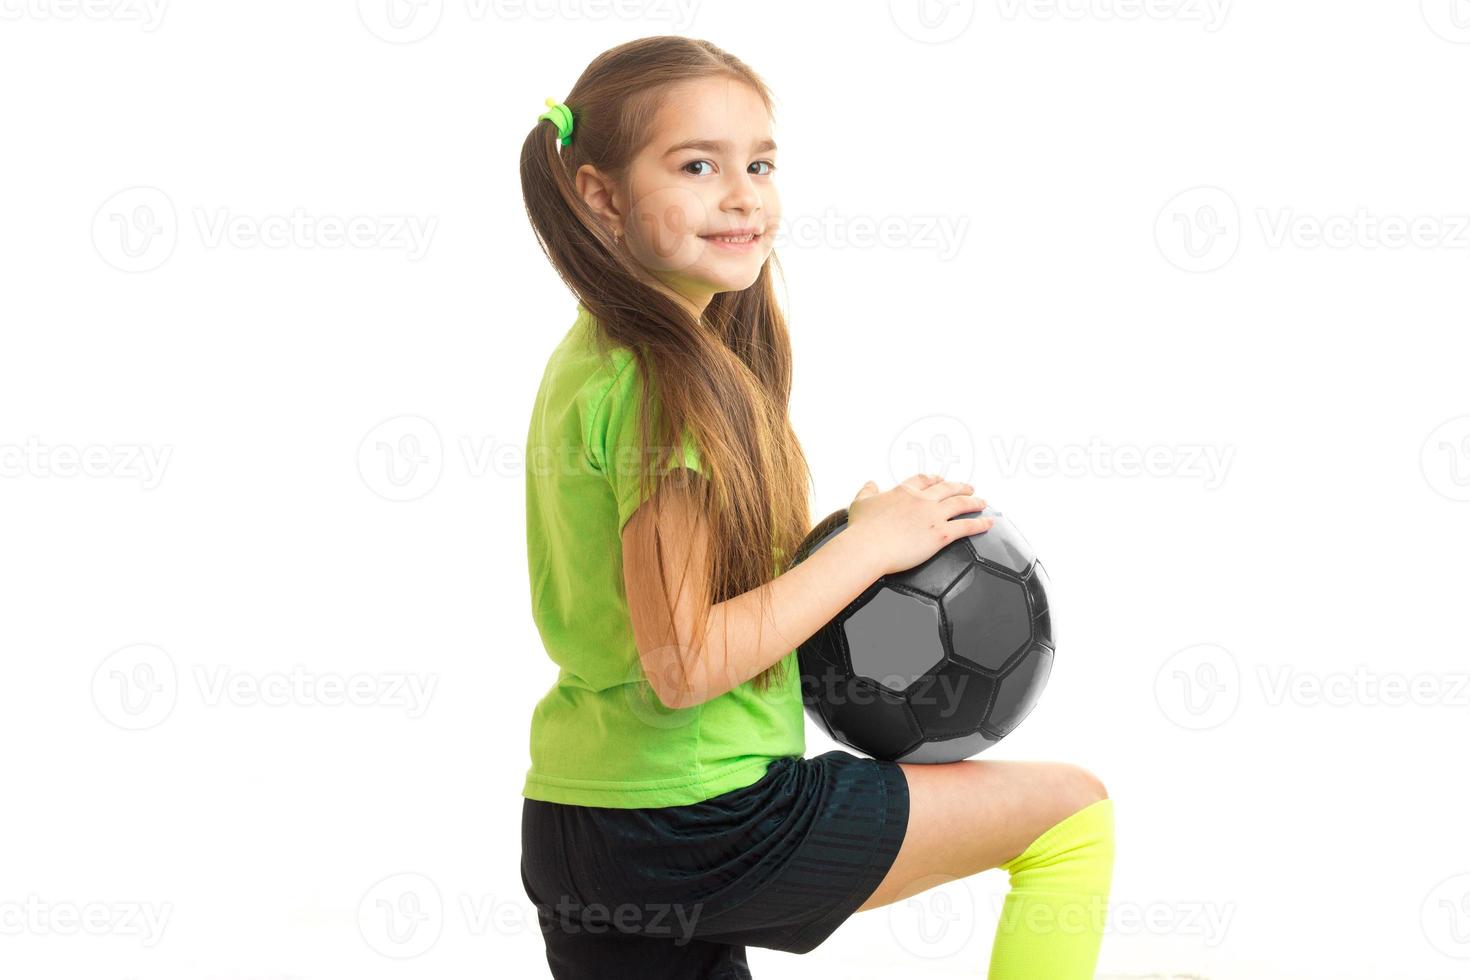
[518,35,1113,979]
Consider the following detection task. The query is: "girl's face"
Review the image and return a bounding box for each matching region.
[581,77,780,315]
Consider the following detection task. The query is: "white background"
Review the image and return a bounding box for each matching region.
[3,2,1469,978]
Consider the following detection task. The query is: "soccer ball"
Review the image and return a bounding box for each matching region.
[789,505,1054,764]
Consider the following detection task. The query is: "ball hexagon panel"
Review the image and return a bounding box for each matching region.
[986,644,1054,737]
[945,565,1033,673]
[820,677,923,760]
[961,507,1036,575]
[906,658,996,739]
[843,587,946,693]
[897,729,999,764]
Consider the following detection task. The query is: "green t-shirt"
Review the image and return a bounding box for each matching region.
[521,303,805,808]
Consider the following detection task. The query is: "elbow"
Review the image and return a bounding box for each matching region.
[650,673,702,710]
[653,682,691,711]
[640,653,695,710]
[646,664,708,708]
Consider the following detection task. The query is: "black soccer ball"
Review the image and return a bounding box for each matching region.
[788,505,1054,763]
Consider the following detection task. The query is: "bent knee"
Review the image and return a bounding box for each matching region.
[1059,763,1108,812]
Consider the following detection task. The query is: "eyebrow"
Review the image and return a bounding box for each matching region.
[663,137,778,157]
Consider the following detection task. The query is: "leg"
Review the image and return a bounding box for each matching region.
[855,760,1112,979]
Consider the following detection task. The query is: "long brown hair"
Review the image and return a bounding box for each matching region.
[519,36,811,697]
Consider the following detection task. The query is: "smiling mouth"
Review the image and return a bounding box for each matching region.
[700,232,761,243]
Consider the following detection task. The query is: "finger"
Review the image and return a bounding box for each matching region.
[951,515,994,538]
[920,479,974,500]
[942,495,988,518]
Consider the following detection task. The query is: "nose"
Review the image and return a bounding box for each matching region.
[721,170,763,217]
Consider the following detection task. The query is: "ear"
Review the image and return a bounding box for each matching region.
[575,163,625,238]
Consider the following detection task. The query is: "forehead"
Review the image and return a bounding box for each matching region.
[647,76,773,150]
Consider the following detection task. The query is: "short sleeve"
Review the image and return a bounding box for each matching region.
[586,352,706,534]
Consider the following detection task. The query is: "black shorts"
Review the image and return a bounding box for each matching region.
[519,749,910,979]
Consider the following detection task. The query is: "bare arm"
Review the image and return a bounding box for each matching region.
[622,480,883,709]
[622,472,986,710]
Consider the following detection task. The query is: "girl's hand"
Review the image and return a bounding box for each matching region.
[844,473,993,578]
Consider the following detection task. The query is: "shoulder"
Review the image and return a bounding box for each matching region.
[576,309,646,420]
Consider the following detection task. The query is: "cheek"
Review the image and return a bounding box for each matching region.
[625,183,714,274]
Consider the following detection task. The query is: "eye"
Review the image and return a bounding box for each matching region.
[682,160,714,176]
[751,160,776,176]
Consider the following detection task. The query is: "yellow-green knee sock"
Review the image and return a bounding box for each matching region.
[986,797,1115,980]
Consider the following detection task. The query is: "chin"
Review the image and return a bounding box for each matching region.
[699,266,763,295]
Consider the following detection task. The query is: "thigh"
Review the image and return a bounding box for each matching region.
[855,758,1107,912]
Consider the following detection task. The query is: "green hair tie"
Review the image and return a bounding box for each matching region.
[538,96,574,146]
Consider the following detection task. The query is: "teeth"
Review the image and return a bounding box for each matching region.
[709,234,754,243]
